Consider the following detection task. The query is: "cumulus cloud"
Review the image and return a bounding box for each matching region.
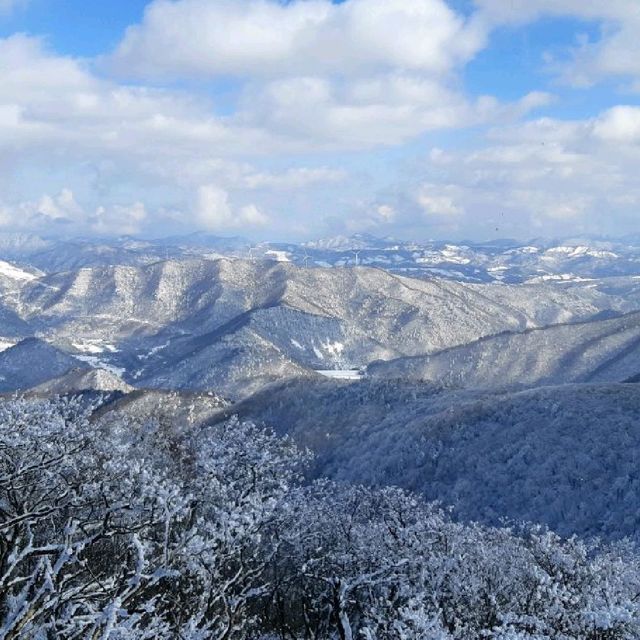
[92,202,148,236]
[386,105,640,238]
[592,106,640,142]
[194,185,269,231]
[418,185,465,218]
[108,0,538,147]
[111,0,485,79]
[32,189,84,223]
[242,74,484,147]
[0,34,238,157]
[0,33,359,235]
[376,205,396,224]
[3,0,633,240]
[0,190,149,236]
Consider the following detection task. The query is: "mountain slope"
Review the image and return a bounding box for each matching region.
[368,310,640,389]
[0,338,87,392]
[226,377,640,541]
[93,388,230,427]
[16,258,640,358]
[135,320,316,398]
[6,257,640,397]
[29,367,134,395]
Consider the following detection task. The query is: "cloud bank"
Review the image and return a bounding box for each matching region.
[0,0,638,239]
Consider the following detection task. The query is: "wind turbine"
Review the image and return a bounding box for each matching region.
[303,249,310,268]
[353,250,360,267]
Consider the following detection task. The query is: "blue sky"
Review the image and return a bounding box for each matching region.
[0,0,639,241]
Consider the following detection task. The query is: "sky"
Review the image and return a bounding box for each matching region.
[0,0,639,242]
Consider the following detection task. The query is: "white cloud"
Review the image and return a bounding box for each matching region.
[111,0,485,79]
[33,189,83,223]
[92,202,148,236]
[389,106,640,238]
[0,190,149,236]
[475,0,640,88]
[240,167,346,190]
[108,0,542,148]
[0,8,557,240]
[376,205,396,223]
[110,0,640,94]
[417,185,465,218]
[0,34,240,157]
[4,1,625,240]
[241,74,480,147]
[0,34,362,235]
[194,185,269,231]
[240,79,552,148]
[592,106,640,142]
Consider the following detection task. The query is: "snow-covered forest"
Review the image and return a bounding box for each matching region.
[2,397,640,639]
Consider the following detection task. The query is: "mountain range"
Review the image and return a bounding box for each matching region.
[1,232,640,543]
[3,230,640,283]
[1,252,640,396]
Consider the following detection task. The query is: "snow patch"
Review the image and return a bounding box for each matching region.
[316,369,363,380]
[265,250,290,262]
[72,340,118,354]
[140,340,171,360]
[0,260,37,282]
[0,339,16,352]
[526,273,594,284]
[545,246,618,259]
[322,340,344,359]
[74,355,125,377]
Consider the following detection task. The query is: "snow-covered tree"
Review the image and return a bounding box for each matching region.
[0,398,306,638]
[1,396,640,639]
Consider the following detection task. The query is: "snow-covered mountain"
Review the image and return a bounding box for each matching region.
[226,377,640,541]
[28,367,134,395]
[6,232,640,283]
[0,338,88,392]
[2,232,640,549]
[367,308,640,389]
[3,254,640,397]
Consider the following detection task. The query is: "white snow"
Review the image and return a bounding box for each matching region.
[140,340,171,360]
[322,340,345,359]
[0,339,16,352]
[265,250,290,262]
[72,340,118,354]
[316,369,363,380]
[525,273,594,284]
[544,246,618,259]
[74,355,126,377]
[72,342,105,354]
[424,268,466,278]
[0,260,37,281]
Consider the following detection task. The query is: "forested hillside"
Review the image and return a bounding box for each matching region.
[2,397,639,639]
